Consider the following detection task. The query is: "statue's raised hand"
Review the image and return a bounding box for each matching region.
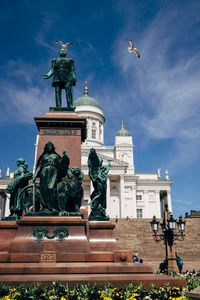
[42,74,49,79]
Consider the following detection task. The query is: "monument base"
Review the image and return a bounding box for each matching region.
[49,107,75,112]
[0,216,185,288]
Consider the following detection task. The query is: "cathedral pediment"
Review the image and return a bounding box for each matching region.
[81,149,128,167]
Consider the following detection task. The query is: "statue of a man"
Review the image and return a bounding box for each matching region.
[43,45,76,109]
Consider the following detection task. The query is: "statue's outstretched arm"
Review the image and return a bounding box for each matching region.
[42,67,54,79]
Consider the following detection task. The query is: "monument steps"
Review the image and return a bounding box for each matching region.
[0,272,184,289]
[0,262,153,274]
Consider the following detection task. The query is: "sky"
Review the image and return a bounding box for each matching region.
[0,0,200,218]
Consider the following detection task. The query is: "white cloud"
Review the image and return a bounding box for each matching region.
[109,5,200,170]
[0,58,54,124]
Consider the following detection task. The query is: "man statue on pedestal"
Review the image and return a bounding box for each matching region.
[43,41,76,109]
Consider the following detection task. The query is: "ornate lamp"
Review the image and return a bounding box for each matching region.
[168,215,176,230]
[177,215,185,233]
[150,208,186,274]
[150,215,159,233]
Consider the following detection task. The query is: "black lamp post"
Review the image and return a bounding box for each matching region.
[150,206,186,274]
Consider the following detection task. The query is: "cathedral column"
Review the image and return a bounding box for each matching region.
[155,190,161,218]
[143,190,149,218]
[106,175,111,215]
[4,194,10,217]
[167,190,172,213]
[143,190,148,218]
[119,175,125,218]
[131,185,136,218]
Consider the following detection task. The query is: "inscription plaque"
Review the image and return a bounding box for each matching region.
[40,252,56,262]
[42,129,78,136]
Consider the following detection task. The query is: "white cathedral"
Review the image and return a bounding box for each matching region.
[75,83,172,219]
[0,83,173,219]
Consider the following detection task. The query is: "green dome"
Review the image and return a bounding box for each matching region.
[74,94,102,110]
[116,122,131,136]
[74,82,102,110]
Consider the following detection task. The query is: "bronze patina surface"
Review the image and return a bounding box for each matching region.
[43,43,76,109]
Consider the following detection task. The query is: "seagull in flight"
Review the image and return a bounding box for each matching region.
[128,40,140,58]
[54,40,74,50]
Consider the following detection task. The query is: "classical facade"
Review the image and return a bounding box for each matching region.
[0,83,173,219]
[74,83,173,219]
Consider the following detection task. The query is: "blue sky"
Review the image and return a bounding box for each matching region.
[0,0,200,217]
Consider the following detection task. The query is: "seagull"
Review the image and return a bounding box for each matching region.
[128,40,140,58]
[54,40,74,50]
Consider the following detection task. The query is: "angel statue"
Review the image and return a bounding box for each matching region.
[88,148,111,221]
[42,40,76,109]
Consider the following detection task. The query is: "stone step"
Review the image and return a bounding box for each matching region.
[0,272,185,289]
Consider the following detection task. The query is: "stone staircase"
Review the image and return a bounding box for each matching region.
[111,217,200,272]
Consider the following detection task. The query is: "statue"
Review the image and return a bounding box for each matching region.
[2,142,84,220]
[31,141,83,215]
[58,167,84,213]
[88,148,111,221]
[42,40,76,109]
[33,141,62,213]
[6,158,32,219]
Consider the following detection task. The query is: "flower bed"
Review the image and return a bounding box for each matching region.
[0,272,199,299]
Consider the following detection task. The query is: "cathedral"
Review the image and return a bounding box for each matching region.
[0,82,172,219]
[74,83,172,219]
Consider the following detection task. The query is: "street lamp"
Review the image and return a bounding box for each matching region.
[150,206,186,274]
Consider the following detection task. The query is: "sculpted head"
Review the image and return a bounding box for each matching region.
[17,158,25,166]
[44,141,55,153]
[59,49,66,57]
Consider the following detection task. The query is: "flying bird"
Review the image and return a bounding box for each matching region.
[128,40,140,58]
[54,40,74,50]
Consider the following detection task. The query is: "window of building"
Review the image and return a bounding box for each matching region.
[84,199,89,205]
[136,209,143,218]
[92,129,96,139]
[92,122,96,126]
[136,195,142,201]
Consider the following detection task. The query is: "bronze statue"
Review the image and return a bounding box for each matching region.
[6,158,32,219]
[43,41,76,109]
[32,141,83,215]
[4,142,84,219]
[88,148,111,220]
[33,141,62,212]
[58,167,84,213]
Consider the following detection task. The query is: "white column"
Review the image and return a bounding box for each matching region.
[4,194,10,217]
[143,190,149,218]
[106,175,111,215]
[167,190,172,213]
[142,190,150,218]
[155,190,161,218]
[131,185,136,218]
[119,175,125,218]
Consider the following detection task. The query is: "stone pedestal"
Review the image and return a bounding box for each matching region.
[0,217,186,288]
[0,110,185,288]
[34,110,86,168]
